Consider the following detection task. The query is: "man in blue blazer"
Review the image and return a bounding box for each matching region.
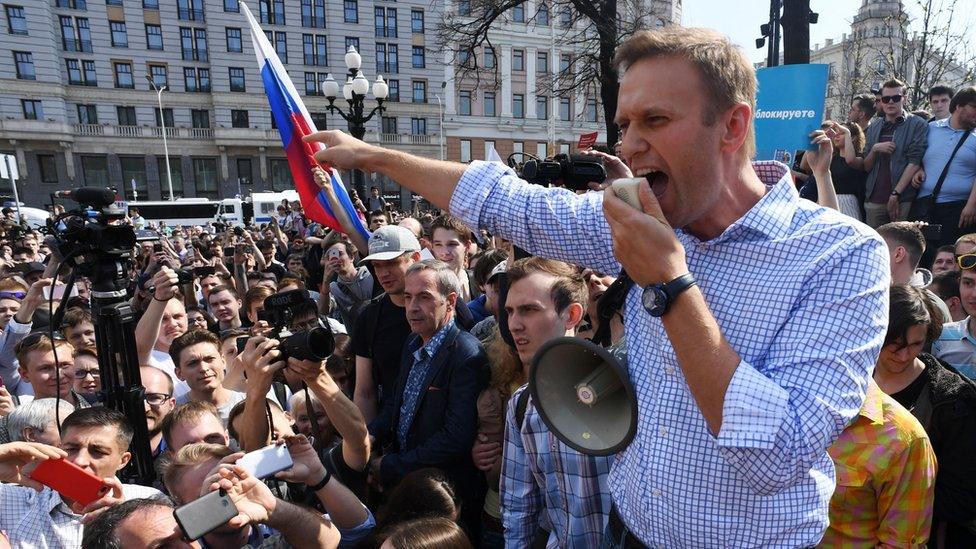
[368,259,489,537]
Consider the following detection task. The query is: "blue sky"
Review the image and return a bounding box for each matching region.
[681,0,976,64]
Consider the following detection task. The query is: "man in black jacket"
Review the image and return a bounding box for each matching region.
[874,284,976,548]
[368,259,489,539]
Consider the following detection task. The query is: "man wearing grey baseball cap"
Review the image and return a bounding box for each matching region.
[352,226,422,424]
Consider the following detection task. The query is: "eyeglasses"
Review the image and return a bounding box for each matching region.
[72,368,100,380]
[880,94,903,104]
[145,392,172,406]
[0,291,26,300]
[957,254,976,270]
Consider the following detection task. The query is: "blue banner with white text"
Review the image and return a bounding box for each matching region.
[754,64,829,163]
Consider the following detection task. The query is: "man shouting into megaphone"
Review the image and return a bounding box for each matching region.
[305,26,889,549]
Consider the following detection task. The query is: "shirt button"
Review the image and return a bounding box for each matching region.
[652,488,662,498]
[664,366,675,376]
[659,426,668,437]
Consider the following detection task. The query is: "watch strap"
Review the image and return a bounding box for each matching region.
[307,468,332,491]
[662,273,696,301]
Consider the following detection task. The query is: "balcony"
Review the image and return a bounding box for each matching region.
[376,133,437,146]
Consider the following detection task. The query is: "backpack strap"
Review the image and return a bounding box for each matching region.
[515,388,531,431]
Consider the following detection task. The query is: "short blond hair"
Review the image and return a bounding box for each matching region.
[613,27,757,158]
[159,442,234,502]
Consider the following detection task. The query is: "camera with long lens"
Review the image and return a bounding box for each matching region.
[259,289,335,364]
[513,153,606,191]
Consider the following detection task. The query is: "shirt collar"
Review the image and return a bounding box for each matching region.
[677,161,797,247]
[412,319,455,361]
[859,380,885,425]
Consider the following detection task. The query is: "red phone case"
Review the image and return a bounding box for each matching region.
[28,458,111,506]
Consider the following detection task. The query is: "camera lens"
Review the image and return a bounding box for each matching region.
[280,327,334,361]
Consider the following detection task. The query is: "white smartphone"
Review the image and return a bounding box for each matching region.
[609,178,644,211]
[236,443,294,479]
[42,284,78,300]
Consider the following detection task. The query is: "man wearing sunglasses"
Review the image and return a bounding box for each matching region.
[932,253,976,379]
[856,78,929,228]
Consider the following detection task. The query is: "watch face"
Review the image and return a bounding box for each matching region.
[642,285,668,316]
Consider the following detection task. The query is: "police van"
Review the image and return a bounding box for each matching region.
[126,198,246,227]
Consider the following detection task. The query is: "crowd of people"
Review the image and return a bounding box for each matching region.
[0,25,972,549]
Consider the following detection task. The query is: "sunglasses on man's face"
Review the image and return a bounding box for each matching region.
[957,254,976,270]
[881,94,903,104]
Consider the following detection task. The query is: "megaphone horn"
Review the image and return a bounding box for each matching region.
[529,337,637,456]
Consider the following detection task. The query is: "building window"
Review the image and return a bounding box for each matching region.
[537,2,549,25]
[513,141,523,155]
[21,99,42,120]
[158,157,183,197]
[77,104,98,124]
[155,107,173,127]
[343,0,357,23]
[374,7,396,37]
[66,59,96,86]
[536,51,548,73]
[229,67,245,92]
[184,67,198,91]
[178,0,205,22]
[191,109,210,129]
[181,28,208,61]
[301,0,326,28]
[458,0,470,16]
[143,0,159,7]
[560,53,571,74]
[224,0,239,12]
[484,140,495,159]
[412,81,426,103]
[114,62,133,88]
[412,46,425,68]
[484,92,495,117]
[513,4,524,22]
[387,79,399,101]
[66,59,82,84]
[559,6,572,27]
[268,158,291,191]
[484,47,495,69]
[268,31,286,62]
[310,112,328,130]
[14,51,34,79]
[82,60,96,85]
[411,118,427,135]
[146,24,163,50]
[38,155,58,184]
[231,109,249,128]
[536,96,548,119]
[459,90,471,115]
[236,158,252,186]
[513,94,524,118]
[537,142,548,158]
[56,0,87,8]
[6,6,27,35]
[226,27,242,52]
[458,49,472,67]
[460,139,472,163]
[193,158,219,198]
[586,99,597,122]
[82,156,109,186]
[381,116,397,134]
[376,43,398,73]
[303,34,327,65]
[120,157,148,199]
[149,64,167,88]
[559,97,570,121]
[513,49,524,71]
[110,21,127,47]
[117,106,137,125]
[411,10,424,33]
[345,37,359,51]
[304,72,321,95]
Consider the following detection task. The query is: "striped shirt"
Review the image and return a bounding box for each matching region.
[451,160,890,547]
[501,385,614,548]
[821,380,937,548]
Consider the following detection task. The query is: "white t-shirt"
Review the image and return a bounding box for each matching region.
[176,390,246,425]
[147,349,190,400]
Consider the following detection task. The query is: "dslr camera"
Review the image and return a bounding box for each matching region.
[258,289,335,363]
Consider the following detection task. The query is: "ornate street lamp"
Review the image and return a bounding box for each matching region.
[321,46,389,199]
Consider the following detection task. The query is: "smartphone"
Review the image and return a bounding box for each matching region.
[235,336,248,354]
[327,248,342,260]
[609,178,644,211]
[29,458,111,506]
[153,243,163,253]
[921,224,943,241]
[223,246,235,257]
[174,489,239,541]
[193,266,216,278]
[236,444,294,480]
[233,227,243,237]
[42,284,77,301]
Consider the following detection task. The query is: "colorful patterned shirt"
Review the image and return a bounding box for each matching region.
[821,380,937,548]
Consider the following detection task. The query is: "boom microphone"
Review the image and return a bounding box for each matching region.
[55,187,116,208]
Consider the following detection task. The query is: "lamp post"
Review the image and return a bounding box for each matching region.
[321,46,389,199]
[146,74,175,201]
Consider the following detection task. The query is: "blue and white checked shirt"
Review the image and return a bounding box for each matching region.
[931,316,976,379]
[451,160,890,547]
[397,320,454,448]
[501,385,614,548]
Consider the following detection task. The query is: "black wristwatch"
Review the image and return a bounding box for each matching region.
[642,273,696,317]
[891,189,901,197]
[307,468,332,491]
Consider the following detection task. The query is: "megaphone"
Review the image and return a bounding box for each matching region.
[529,337,637,455]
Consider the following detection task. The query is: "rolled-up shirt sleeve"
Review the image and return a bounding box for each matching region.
[0,318,32,391]
[715,234,890,496]
[450,161,619,275]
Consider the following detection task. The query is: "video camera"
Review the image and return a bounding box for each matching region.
[258,289,335,363]
[511,153,606,191]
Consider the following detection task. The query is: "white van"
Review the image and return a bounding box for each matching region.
[251,191,300,225]
[127,198,245,227]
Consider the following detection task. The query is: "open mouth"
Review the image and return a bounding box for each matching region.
[642,171,670,199]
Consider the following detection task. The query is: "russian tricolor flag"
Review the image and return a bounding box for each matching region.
[242,2,370,243]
